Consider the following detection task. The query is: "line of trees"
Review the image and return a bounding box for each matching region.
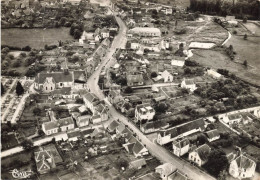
[189,0,260,20]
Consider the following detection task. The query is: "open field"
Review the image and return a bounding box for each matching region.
[191,47,260,86]
[1,28,74,49]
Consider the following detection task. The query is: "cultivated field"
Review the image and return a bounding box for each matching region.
[1,28,74,49]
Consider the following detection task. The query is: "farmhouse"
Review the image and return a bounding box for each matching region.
[157,119,205,145]
[42,121,59,135]
[181,79,197,92]
[128,27,161,37]
[206,69,223,79]
[135,103,155,122]
[205,129,220,142]
[229,155,256,179]
[126,74,144,86]
[188,144,211,166]
[155,163,176,179]
[161,70,173,83]
[172,138,190,157]
[76,115,91,127]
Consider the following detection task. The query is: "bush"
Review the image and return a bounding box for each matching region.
[124,86,133,93]
[151,72,157,78]
[233,30,237,34]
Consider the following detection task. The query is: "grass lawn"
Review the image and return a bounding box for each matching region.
[225,35,260,85]
[1,28,74,49]
[191,47,260,86]
[1,134,19,150]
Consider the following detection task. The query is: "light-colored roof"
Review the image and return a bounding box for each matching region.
[205,129,220,139]
[43,121,59,131]
[130,158,147,169]
[156,163,176,177]
[235,155,256,170]
[129,27,161,34]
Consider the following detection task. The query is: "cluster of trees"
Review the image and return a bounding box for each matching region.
[44,44,57,51]
[189,0,259,20]
[70,22,84,39]
[154,102,169,113]
[225,45,235,60]
[194,79,250,100]
[110,72,127,86]
[184,66,204,76]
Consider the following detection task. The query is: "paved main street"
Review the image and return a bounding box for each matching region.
[86,12,216,180]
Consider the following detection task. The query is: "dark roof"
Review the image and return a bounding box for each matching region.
[228,113,241,120]
[81,129,95,136]
[107,120,120,132]
[59,117,74,127]
[83,93,99,103]
[133,140,145,155]
[130,158,147,169]
[176,119,205,135]
[172,138,190,148]
[235,155,256,170]
[36,72,73,84]
[205,129,220,139]
[74,70,87,82]
[95,103,107,114]
[141,120,168,130]
[51,87,71,95]
[67,130,81,139]
[124,142,135,153]
[168,170,190,180]
[194,144,211,161]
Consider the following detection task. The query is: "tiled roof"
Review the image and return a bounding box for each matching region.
[74,70,87,82]
[130,158,147,169]
[235,155,256,170]
[168,170,190,180]
[67,130,81,139]
[155,163,176,177]
[107,120,120,132]
[77,115,91,124]
[59,117,74,127]
[83,93,99,103]
[228,113,241,120]
[81,128,95,136]
[35,72,73,84]
[124,142,135,153]
[184,79,195,85]
[117,123,126,133]
[172,138,190,148]
[43,121,59,131]
[133,140,145,155]
[205,129,220,139]
[194,144,211,161]
[92,114,101,120]
[126,74,144,84]
[95,103,107,114]
[51,87,71,95]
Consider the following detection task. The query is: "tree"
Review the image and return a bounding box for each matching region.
[243,16,247,23]
[12,60,21,68]
[151,72,157,78]
[21,139,33,151]
[1,83,5,95]
[155,103,168,113]
[16,81,24,96]
[203,149,229,177]
[124,86,133,94]
[244,34,247,40]
[33,107,41,116]
[243,60,247,67]
[75,98,84,104]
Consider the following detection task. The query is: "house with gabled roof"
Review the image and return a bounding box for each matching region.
[133,140,148,158]
[34,148,56,174]
[76,115,91,127]
[205,129,220,142]
[140,120,169,134]
[172,138,190,157]
[130,158,147,169]
[223,113,242,125]
[42,121,59,135]
[155,163,176,180]
[129,27,161,37]
[94,102,109,121]
[229,154,256,179]
[108,90,123,104]
[161,70,173,83]
[92,114,102,124]
[157,119,205,145]
[188,144,211,166]
[107,120,120,133]
[126,74,144,86]
[168,170,190,180]
[100,28,110,38]
[59,117,74,132]
[83,92,99,113]
[181,78,196,92]
[135,103,155,122]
